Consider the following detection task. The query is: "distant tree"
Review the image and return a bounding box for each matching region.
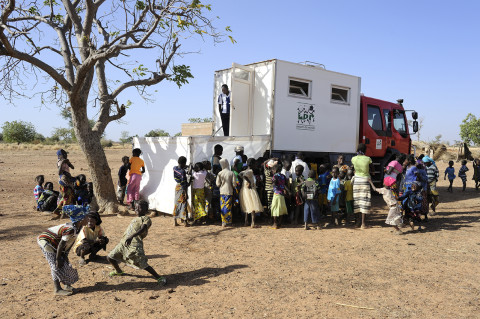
[119,131,133,145]
[459,113,480,145]
[51,127,75,143]
[34,133,46,142]
[145,129,170,137]
[432,134,442,144]
[174,132,182,137]
[188,117,213,123]
[0,132,3,141]
[1,120,36,143]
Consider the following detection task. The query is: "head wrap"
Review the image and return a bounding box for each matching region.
[62,205,88,224]
[422,156,436,166]
[87,211,102,225]
[267,159,278,168]
[234,145,244,152]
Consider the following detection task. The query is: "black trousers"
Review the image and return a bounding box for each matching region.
[221,113,230,136]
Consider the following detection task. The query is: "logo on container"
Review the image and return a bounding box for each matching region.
[296,103,315,131]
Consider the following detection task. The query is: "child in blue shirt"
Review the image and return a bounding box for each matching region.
[317,164,330,216]
[327,167,341,226]
[444,161,456,192]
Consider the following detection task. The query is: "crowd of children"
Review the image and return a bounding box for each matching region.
[35,147,480,297]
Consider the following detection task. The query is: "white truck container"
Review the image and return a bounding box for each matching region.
[213,59,362,154]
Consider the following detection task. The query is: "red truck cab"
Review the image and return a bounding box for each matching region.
[359,96,415,184]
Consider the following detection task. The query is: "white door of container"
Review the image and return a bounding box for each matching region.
[230,63,254,136]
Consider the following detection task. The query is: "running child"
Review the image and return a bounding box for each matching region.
[398,181,423,231]
[127,148,145,209]
[327,167,341,226]
[444,160,455,192]
[107,200,166,285]
[458,160,469,192]
[117,156,129,204]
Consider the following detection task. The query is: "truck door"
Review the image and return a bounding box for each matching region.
[383,109,393,149]
[366,104,387,157]
[230,63,254,136]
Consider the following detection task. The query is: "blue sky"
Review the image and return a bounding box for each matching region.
[1,0,479,143]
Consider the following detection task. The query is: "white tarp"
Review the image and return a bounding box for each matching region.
[133,135,271,213]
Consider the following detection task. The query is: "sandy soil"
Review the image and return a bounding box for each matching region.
[0,148,479,319]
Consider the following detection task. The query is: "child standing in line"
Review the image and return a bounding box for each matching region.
[34,175,45,209]
[458,160,469,192]
[473,159,480,190]
[211,166,221,220]
[173,156,190,227]
[343,170,355,224]
[117,156,129,204]
[271,163,288,229]
[127,148,145,209]
[239,158,264,228]
[369,179,403,234]
[423,156,439,213]
[301,170,320,230]
[203,160,216,221]
[444,160,456,192]
[192,162,208,223]
[338,170,347,224]
[317,164,330,217]
[290,165,305,225]
[327,168,341,226]
[107,200,166,285]
[211,144,223,172]
[216,158,237,227]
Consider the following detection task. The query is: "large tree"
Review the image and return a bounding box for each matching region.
[0,0,228,213]
[459,113,480,146]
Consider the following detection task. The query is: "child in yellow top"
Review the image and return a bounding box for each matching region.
[127,148,145,209]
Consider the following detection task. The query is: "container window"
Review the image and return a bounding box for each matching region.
[289,78,311,98]
[331,86,350,104]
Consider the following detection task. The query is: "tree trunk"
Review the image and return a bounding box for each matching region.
[71,102,118,214]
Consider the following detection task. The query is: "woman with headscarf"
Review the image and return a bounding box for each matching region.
[37,208,87,296]
[351,143,374,229]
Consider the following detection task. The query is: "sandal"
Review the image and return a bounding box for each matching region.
[109,271,125,277]
[157,276,167,285]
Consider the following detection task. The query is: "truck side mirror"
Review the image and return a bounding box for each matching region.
[412,111,418,120]
[412,120,419,133]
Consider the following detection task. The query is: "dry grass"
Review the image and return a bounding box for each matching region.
[0,142,131,151]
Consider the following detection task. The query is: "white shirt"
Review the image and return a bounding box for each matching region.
[290,158,310,180]
[192,170,207,189]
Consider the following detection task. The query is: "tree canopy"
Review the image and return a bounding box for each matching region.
[0,0,230,213]
[1,120,37,143]
[460,113,480,146]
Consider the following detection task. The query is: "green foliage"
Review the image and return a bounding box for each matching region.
[1,121,37,143]
[168,65,193,88]
[0,132,3,141]
[188,117,212,123]
[174,132,182,137]
[33,133,46,143]
[133,64,148,77]
[135,1,146,10]
[101,139,114,148]
[145,129,170,137]
[119,131,134,144]
[51,127,75,142]
[460,113,480,145]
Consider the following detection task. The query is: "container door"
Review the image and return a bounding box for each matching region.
[230,63,254,136]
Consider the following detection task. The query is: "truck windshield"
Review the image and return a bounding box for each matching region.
[393,110,407,136]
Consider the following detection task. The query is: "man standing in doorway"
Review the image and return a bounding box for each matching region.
[218,84,231,136]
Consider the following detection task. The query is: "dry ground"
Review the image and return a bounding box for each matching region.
[0,147,479,319]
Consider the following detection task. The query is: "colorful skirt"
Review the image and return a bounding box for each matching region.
[57,185,74,208]
[38,239,78,285]
[353,176,371,214]
[220,195,233,225]
[271,194,288,217]
[193,188,207,220]
[173,184,187,219]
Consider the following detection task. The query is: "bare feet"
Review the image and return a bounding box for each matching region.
[360,224,369,229]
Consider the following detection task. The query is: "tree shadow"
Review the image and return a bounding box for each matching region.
[80,264,248,293]
[145,254,169,259]
[0,224,46,241]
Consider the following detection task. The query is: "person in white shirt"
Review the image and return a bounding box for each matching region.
[290,152,310,180]
[218,84,231,136]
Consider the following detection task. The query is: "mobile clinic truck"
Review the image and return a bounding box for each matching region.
[134,59,418,213]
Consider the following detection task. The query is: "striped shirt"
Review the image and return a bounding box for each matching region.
[38,224,76,250]
[426,165,439,183]
[34,185,44,202]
